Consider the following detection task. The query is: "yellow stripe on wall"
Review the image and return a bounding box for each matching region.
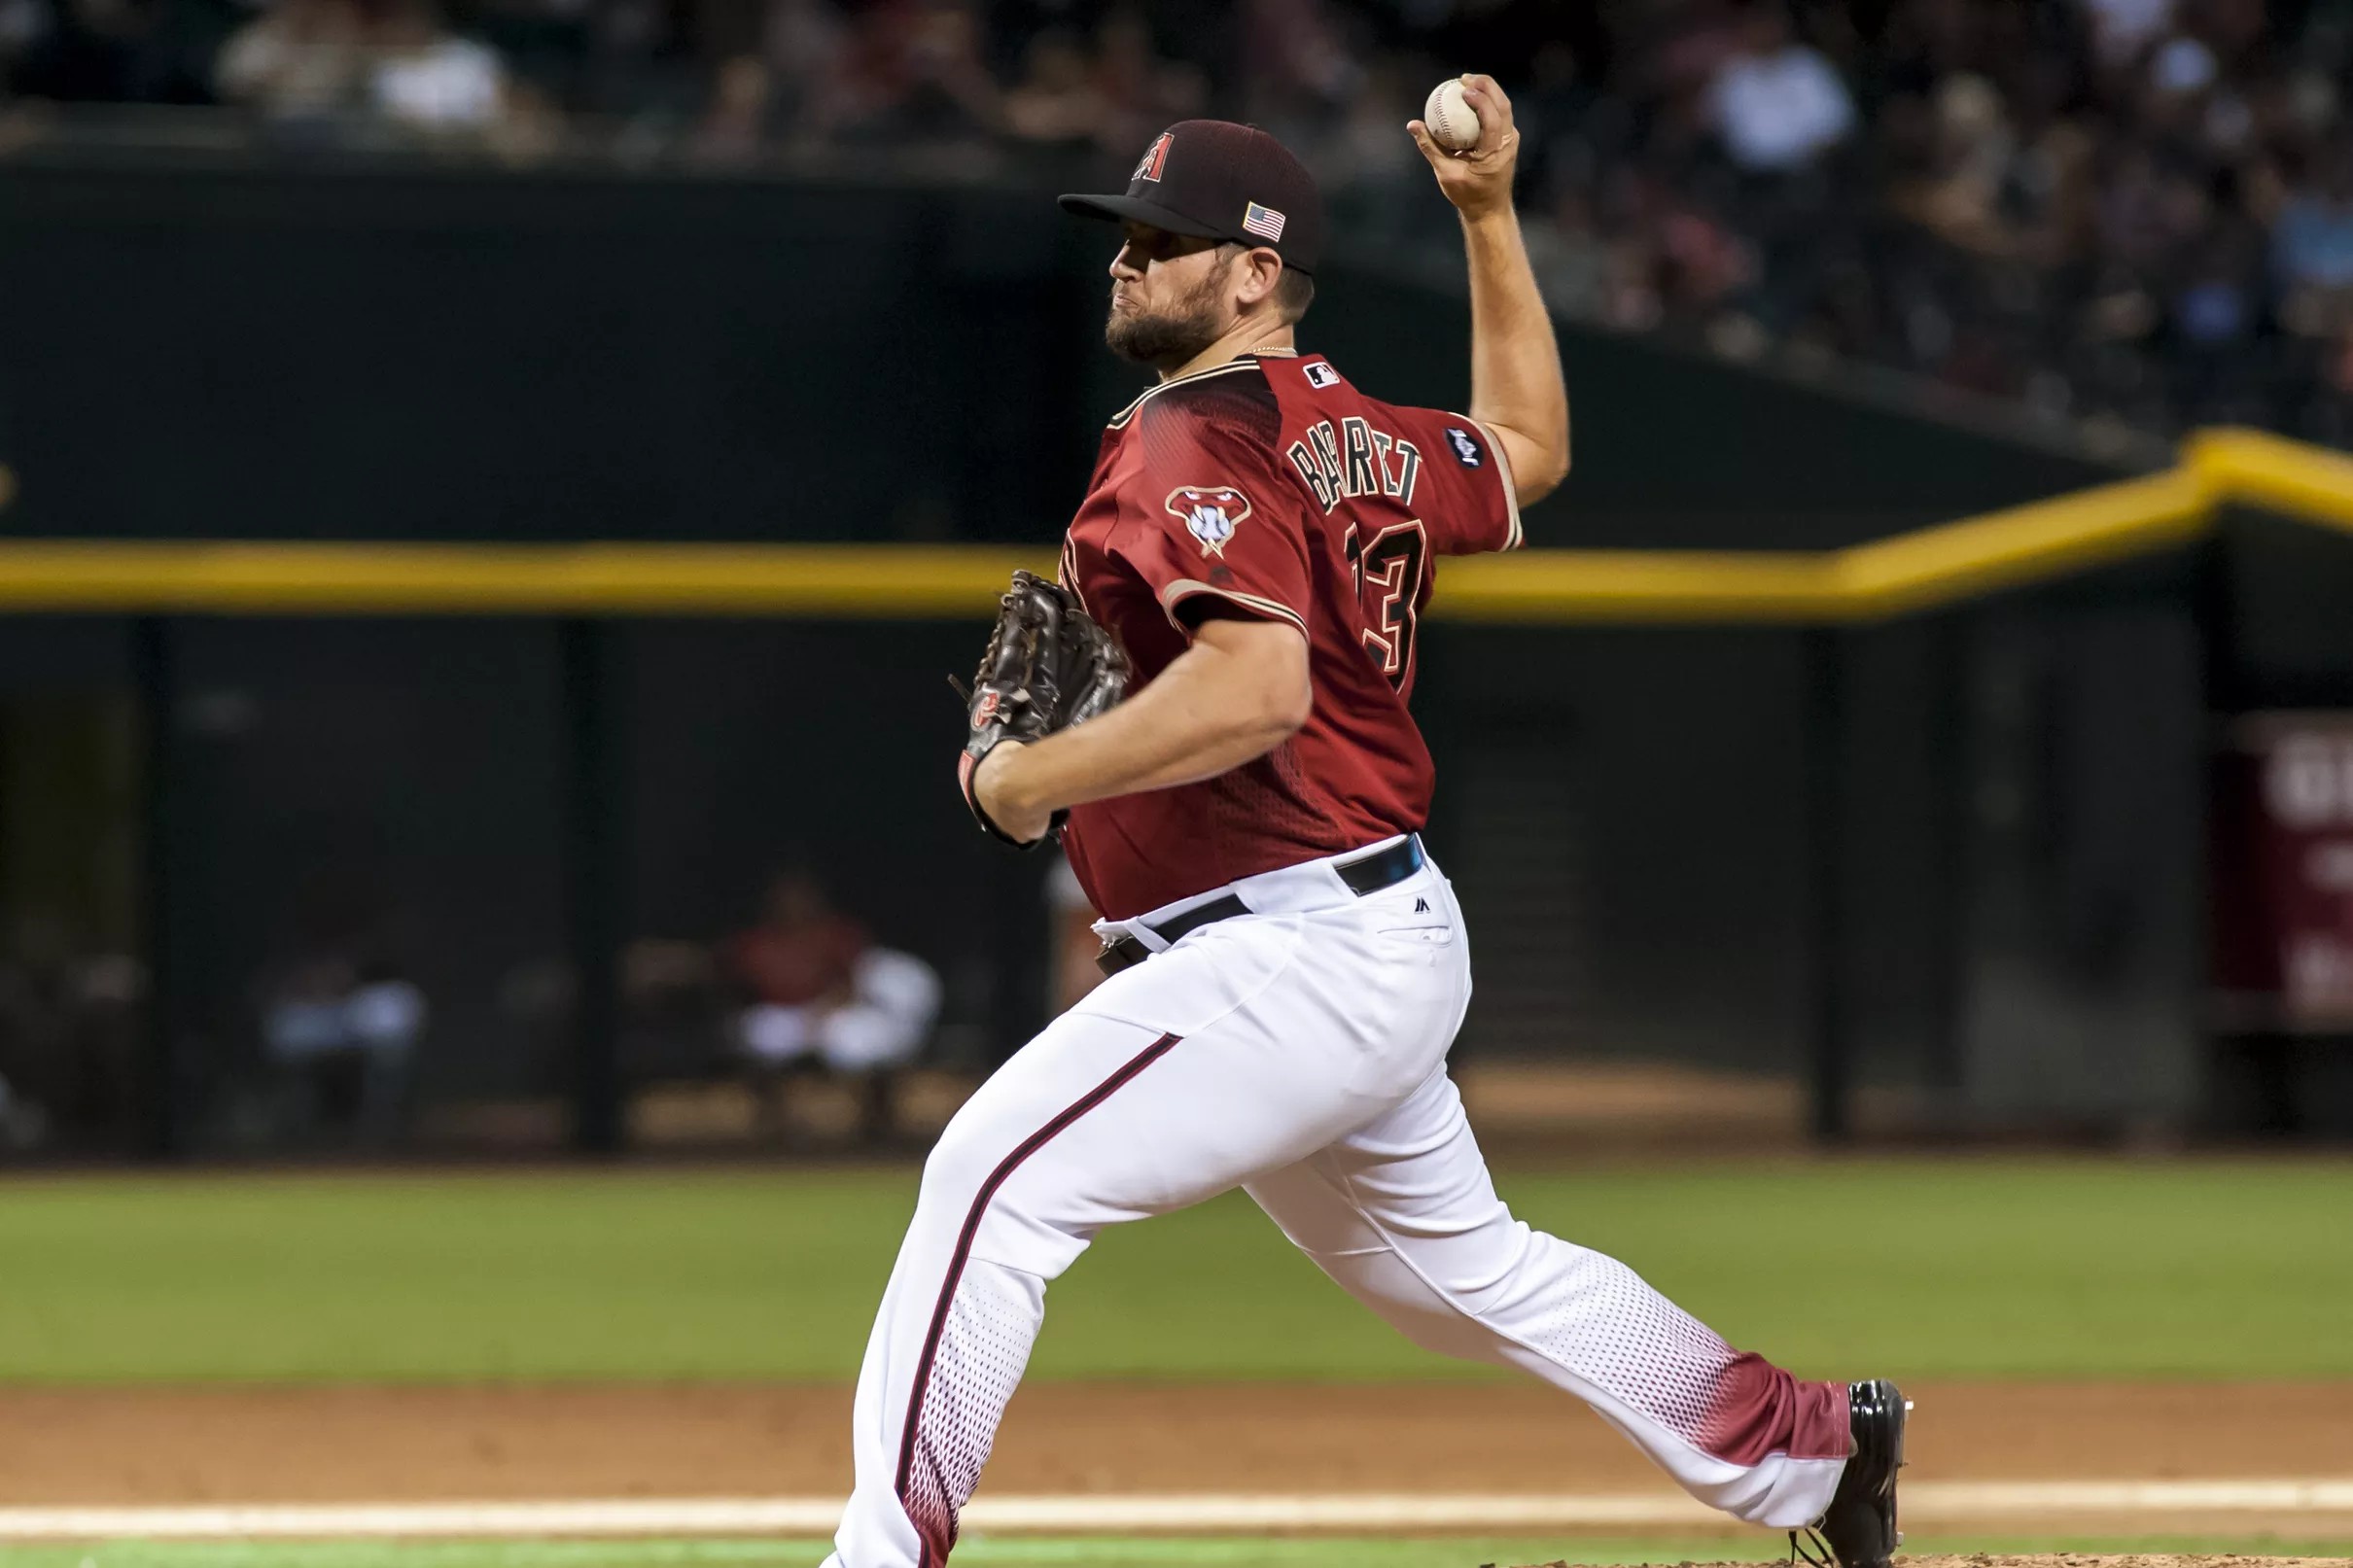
[0,425,2343,623]
[1829,469,2213,620]
[2182,426,2353,537]
[0,543,1061,618]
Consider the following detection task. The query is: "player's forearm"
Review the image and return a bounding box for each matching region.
[1462,207,1569,503]
[1018,691,1292,807]
[989,628,1309,819]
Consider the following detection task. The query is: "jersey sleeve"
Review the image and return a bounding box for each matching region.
[1111,406,1315,638]
[1388,406,1523,555]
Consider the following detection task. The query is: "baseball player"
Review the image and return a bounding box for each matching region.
[825,81,1906,1568]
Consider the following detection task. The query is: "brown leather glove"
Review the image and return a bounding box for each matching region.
[956,570,1128,847]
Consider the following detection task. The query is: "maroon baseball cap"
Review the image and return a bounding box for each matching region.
[1059,120,1326,275]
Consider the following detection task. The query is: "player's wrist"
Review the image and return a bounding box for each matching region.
[1457,200,1520,233]
[979,742,1053,826]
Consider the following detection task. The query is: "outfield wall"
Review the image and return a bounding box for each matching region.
[0,155,2345,1157]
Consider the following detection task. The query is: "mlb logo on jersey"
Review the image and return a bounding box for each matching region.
[1165,484,1253,557]
[1133,131,1173,183]
[1304,361,1342,389]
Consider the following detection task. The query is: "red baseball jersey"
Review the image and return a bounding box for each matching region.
[1058,349,1523,919]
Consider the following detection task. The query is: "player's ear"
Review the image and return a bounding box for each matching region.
[1237,246,1283,310]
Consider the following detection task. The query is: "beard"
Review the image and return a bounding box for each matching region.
[1105,268,1228,367]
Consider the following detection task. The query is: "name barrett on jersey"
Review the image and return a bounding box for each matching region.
[1055,351,1524,921]
[1284,413,1423,513]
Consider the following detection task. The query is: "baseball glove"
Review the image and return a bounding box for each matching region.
[956,570,1128,846]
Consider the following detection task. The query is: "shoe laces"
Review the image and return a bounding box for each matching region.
[1789,1527,1836,1568]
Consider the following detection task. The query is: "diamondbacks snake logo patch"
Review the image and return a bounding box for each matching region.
[1166,485,1253,557]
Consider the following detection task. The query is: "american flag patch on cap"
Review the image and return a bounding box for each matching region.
[1242,201,1286,242]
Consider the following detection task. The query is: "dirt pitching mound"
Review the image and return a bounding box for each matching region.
[6,1380,2344,1505]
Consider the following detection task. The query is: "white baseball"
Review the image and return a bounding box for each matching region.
[1423,78,1482,153]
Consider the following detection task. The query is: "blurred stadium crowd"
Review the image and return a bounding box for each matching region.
[0,865,947,1154]
[5,0,2353,439]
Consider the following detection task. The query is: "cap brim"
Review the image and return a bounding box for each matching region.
[1057,192,1232,240]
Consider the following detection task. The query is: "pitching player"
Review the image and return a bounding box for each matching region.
[825,81,1905,1568]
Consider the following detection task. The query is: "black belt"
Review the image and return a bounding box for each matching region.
[1095,835,1426,977]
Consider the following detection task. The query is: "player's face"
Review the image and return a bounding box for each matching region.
[1104,224,1239,368]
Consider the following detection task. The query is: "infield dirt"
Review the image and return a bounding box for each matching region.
[1,1380,2344,1510]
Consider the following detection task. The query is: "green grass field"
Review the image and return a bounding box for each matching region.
[0,1157,2346,1382]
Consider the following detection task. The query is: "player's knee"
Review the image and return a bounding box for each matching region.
[915,1140,982,1215]
[1368,1296,1475,1356]
[915,1107,1001,1214]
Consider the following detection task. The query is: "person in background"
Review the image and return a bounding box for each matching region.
[0,0,46,99]
[2078,0,2174,73]
[0,1071,41,1151]
[1001,27,1101,148]
[727,869,941,1143]
[0,911,142,1154]
[2275,149,2353,330]
[1089,7,1201,155]
[751,0,848,143]
[361,0,509,134]
[822,0,1001,145]
[693,52,774,159]
[1237,0,1358,139]
[259,956,428,1145]
[1705,3,1854,175]
[1322,58,1420,206]
[214,0,364,120]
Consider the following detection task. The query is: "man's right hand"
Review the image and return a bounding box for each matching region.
[1408,74,1521,220]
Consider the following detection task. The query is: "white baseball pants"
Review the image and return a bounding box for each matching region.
[825,840,1850,1568]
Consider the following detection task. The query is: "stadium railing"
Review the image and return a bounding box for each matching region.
[0,428,2343,619]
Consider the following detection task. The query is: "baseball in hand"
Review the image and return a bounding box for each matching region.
[1422,78,1482,152]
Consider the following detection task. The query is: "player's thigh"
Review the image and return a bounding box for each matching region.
[1247,1068,1528,1312]
[930,966,1400,1282]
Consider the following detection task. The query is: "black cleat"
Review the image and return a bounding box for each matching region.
[1792,1379,1909,1568]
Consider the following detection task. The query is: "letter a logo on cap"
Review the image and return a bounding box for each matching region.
[1133,130,1173,183]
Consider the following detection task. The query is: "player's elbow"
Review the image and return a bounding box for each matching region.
[1493,423,1569,507]
[1237,636,1313,744]
[1259,658,1313,737]
[1520,435,1570,505]
[1197,615,1312,748]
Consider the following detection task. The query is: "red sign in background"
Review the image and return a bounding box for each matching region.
[2213,715,2353,1026]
